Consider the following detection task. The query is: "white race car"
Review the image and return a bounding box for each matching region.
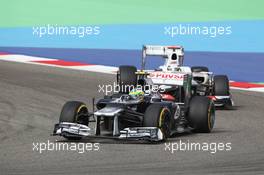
[141,45,233,108]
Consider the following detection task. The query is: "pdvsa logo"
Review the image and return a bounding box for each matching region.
[149,72,184,80]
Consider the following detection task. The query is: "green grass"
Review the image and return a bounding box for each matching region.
[2,0,264,27]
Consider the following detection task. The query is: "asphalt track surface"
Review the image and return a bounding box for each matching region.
[0,60,264,175]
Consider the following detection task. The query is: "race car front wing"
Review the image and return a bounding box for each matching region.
[53,122,164,141]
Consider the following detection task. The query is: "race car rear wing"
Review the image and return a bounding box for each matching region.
[142,45,184,69]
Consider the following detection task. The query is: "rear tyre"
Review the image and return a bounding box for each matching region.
[117,65,137,93]
[143,104,172,140]
[214,75,229,96]
[191,66,209,72]
[188,96,215,133]
[59,101,89,140]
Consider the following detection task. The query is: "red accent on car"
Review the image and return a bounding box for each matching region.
[161,94,175,101]
[208,96,217,101]
[167,46,182,49]
[149,72,184,80]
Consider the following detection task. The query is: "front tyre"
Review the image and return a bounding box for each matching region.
[143,104,172,140]
[59,101,89,140]
[188,96,215,133]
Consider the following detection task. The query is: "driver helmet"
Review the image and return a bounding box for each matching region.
[129,89,144,98]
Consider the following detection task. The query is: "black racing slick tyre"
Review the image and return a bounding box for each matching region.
[117,65,137,93]
[188,96,215,133]
[214,75,230,96]
[59,101,89,140]
[191,66,209,72]
[143,104,172,140]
